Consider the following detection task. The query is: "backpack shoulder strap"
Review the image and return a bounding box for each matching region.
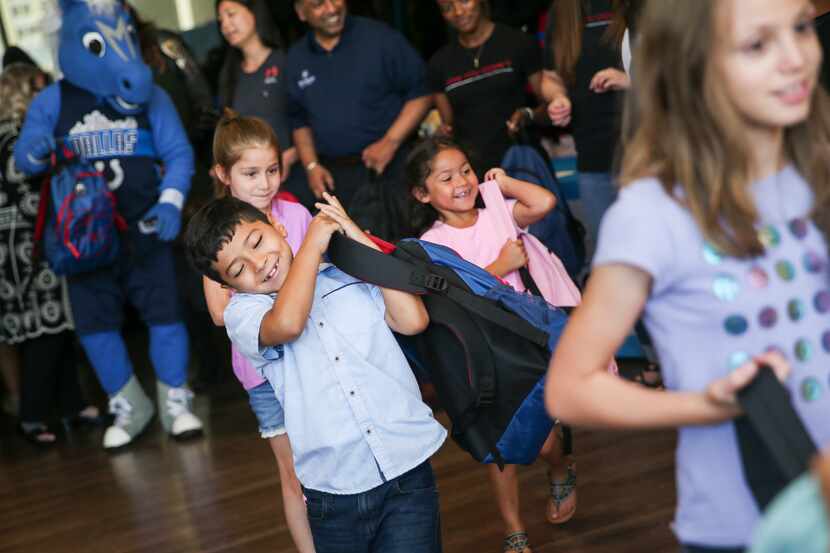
[327,234,550,348]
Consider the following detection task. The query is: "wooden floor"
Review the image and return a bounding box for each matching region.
[0,355,679,553]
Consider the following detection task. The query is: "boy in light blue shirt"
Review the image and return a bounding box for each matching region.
[185,193,446,553]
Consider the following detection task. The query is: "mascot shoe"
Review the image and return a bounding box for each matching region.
[157,382,203,440]
[103,375,155,450]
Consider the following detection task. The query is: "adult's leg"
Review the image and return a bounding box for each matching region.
[0,342,21,416]
[53,332,90,418]
[372,461,442,553]
[486,464,530,553]
[270,434,316,553]
[18,335,60,443]
[577,171,618,260]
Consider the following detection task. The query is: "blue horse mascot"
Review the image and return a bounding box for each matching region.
[14,0,202,449]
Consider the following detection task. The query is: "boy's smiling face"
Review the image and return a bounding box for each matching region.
[215,220,293,294]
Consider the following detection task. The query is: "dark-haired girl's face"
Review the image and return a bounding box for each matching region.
[415,148,480,218]
[718,0,820,132]
[437,0,484,34]
[218,1,257,48]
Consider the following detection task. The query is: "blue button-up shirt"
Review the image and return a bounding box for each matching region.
[225,264,446,494]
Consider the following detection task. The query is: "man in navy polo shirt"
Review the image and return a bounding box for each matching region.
[285,0,431,240]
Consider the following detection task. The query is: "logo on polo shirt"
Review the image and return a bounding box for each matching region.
[264,65,280,85]
[298,69,316,90]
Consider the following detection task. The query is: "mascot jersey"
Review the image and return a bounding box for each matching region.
[15,79,193,254]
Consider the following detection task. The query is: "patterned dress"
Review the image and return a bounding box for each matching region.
[0,118,73,344]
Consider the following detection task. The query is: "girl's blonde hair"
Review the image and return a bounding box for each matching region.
[620,0,830,258]
[212,108,282,197]
[0,63,46,123]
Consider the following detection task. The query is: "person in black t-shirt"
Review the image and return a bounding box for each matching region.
[428,0,544,177]
[542,0,629,260]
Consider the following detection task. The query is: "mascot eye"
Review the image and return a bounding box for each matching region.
[82,32,106,57]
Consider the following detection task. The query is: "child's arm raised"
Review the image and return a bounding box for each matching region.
[316,193,429,336]
[258,214,342,347]
[545,263,791,429]
[485,168,556,229]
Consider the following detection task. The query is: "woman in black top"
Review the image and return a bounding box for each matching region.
[428,0,545,177]
[216,0,299,184]
[543,0,630,260]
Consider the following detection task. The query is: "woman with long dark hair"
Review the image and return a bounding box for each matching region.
[215,1,299,187]
[542,0,631,260]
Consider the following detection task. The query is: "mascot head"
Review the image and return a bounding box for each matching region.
[58,0,152,114]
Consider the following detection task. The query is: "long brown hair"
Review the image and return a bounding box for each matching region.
[620,0,830,258]
[552,0,625,85]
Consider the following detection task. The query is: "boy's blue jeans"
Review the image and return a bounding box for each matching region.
[303,461,442,553]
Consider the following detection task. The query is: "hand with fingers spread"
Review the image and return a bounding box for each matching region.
[305,210,344,254]
[314,191,375,248]
[705,351,791,412]
[307,163,335,199]
[589,67,630,93]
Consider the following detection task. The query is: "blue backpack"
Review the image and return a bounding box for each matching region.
[328,234,572,466]
[501,143,586,281]
[34,144,125,276]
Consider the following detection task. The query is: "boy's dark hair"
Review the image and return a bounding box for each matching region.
[185,196,269,285]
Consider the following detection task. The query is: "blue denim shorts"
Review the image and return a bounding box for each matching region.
[247,380,286,439]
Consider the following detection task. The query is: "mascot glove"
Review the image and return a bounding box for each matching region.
[29,135,56,166]
[144,202,182,242]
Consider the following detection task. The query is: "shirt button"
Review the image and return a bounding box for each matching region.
[319,322,324,327]
[366,429,372,434]
[350,390,355,396]
[335,356,340,362]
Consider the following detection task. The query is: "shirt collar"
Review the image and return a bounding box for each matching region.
[306,14,354,54]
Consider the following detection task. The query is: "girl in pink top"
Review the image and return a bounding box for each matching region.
[407,136,577,553]
[202,110,315,553]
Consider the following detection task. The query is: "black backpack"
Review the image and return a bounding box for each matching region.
[328,234,571,467]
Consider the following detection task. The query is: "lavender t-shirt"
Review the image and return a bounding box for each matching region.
[594,166,830,547]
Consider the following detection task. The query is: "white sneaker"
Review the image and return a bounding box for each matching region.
[103,376,154,450]
[157,382,203,440]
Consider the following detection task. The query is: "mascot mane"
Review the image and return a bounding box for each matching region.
[58,0,153,114]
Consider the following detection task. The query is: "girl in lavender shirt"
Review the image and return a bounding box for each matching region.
[202,111,314,553]
[546,0,829,551]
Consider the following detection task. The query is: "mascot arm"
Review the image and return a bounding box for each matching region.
[149,85,194,210]
[13,84,61,176]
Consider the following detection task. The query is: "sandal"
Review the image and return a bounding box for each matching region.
[503,531,532,553]
[546,463,577,524]
[18,422,57,446]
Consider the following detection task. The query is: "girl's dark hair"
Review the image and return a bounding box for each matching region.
[216,0,283,109]
[404,136,481,238]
